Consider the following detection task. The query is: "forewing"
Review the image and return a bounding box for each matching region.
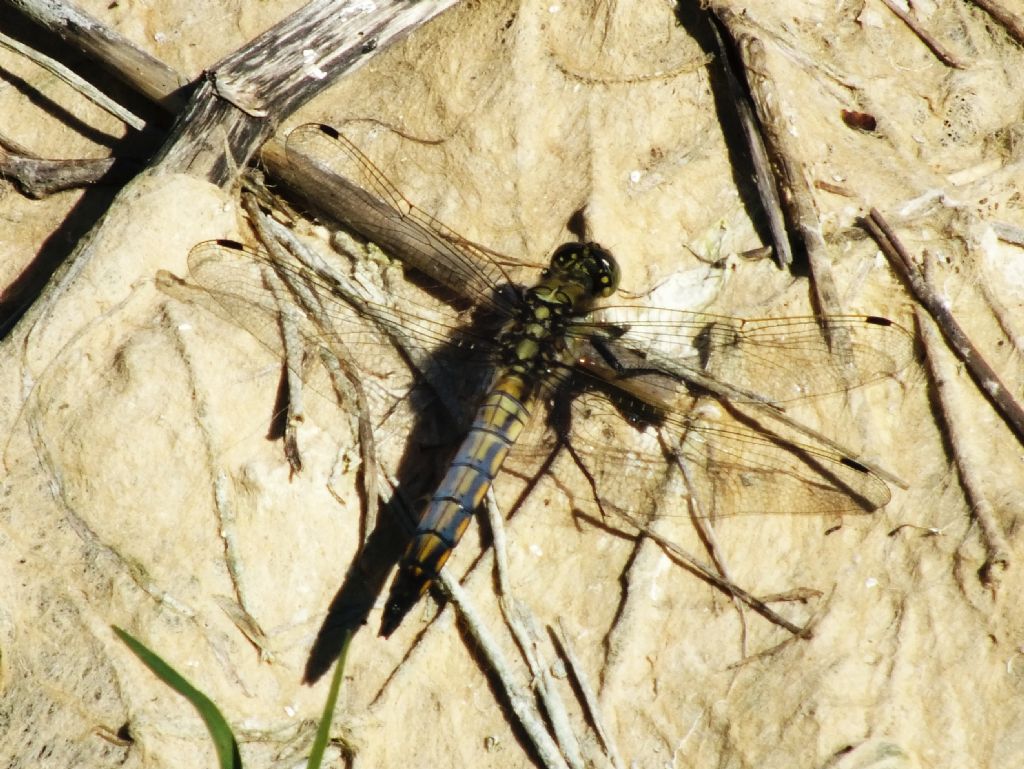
[285,123,517,311]
[577,306,915,404]
[182,239,497,429]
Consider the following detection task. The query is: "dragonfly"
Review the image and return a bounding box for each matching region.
[187,122,915,638]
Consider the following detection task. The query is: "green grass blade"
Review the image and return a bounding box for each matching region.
[306,628,353,769]
[112,626,242,769]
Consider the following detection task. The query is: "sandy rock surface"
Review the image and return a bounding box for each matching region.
[2,1,1024,767]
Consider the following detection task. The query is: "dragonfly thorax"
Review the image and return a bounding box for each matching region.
[496,242,619,371]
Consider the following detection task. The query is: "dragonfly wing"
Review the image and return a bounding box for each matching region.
[554,306,909,521]
[180,240,303,358]
[285,123,516,311]
[674,399,891,515]
[187,239,486,355]
[183,239,496,430]
[562,389,890,521]
[578,307,915,404]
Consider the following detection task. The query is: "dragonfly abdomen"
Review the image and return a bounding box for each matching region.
[380,370,532,636]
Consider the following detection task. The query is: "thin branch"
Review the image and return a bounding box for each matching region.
[612,508,809,637]
[551,619,625,769]
[864,209,1024,447]
[732,31,850,329]
[159,300,271,664]
[879,0,967,68]
[241,191,310,475]
[0,145,132,197]
[966,0,1024,47]
[0,29,147,127]
[674,445,750,657]
[918,310,1010,585]
[485,489,585,769]
[251,210,381,544]
[4,0,186,108]
[259,263,308,475]
[439,571,571,769]
[704,9,791,268]
[711,10,865,397]
[319,345,380,550]
[978,280,1024,359]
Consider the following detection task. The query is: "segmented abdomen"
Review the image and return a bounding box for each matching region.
[380,370,532,635]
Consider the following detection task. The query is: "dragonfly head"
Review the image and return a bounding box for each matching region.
[540,242,620,308]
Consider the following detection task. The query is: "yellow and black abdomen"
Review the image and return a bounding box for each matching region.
[380,370,532,636]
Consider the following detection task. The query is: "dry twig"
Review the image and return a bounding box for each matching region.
[966,0,1024,46]
[438,571,571,769]
[4,0,185,108]
[0,145,129,197]
[704,9,792,268]
[551,619,625,769]
[879,0,967,68]
[918,311,1011,585]
[733,32,849,325]
[484,490,586,769]
[0,29,148,127]
[864,208,1024,447]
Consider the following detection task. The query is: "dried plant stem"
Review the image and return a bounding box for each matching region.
[0,145,128,198]
[0,29,148,127]
[734,33,847,324]
[880,0,967,68]
[552,619,625,769]
[439,571,571,769]
[864,209,1024,447]
[9,0,460,357]
[485,489,585,769]
[918,312,1010,585]
[967,0,1024,46]
[4,0,185,107]
[704,10,792,268]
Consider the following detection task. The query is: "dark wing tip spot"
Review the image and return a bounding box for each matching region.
[318,123,340,139]
[214,238,245,250]
[840,456,870,474]
[865,316,892,326]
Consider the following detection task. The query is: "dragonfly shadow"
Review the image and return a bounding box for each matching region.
[302,300,501,683]
[301,508,400,684]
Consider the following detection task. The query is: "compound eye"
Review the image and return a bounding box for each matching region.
[551,243,577,267]
[592,249,620,296]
